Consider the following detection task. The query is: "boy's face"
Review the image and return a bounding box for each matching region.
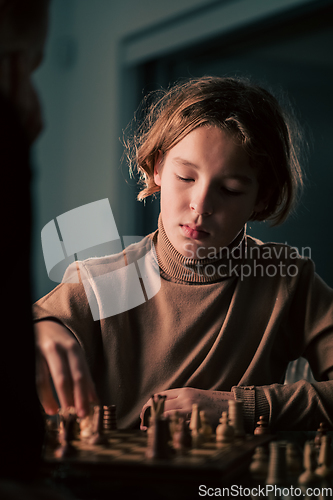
[154,126,265,259]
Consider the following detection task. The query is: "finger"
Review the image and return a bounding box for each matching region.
[36,355,59,415]
[45,344,75,411]
[140,403,152,430]
[163,398,184,412]
[164,398,194,415]
[164,408,190,421]
[67,348,99,417]
[35,321,95,416]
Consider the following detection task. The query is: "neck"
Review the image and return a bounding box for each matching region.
[154,216,246,283]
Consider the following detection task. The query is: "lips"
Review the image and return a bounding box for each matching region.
[181,224,210,240]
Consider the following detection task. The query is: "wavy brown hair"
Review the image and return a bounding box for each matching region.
[124,76,305,225]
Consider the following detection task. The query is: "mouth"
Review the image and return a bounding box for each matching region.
[181,224,210,240]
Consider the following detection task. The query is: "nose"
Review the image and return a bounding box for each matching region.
[190,186,213,216]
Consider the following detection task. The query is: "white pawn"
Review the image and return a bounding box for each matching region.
[298,441,319,486]
[315,435,333,479]
[228,400,245,438]
[189,404,203,448]
[169,411,180,438]
[250,446,269,482]
[216,411,234,447]
[80,414,93,440]
[199,410,212,442]
[266,441,287,486]
[189,404,201,431]
[286,442,303,479]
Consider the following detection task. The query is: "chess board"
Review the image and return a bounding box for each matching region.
[42,430,272,500]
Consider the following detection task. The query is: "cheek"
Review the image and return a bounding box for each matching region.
[223,197,257,220]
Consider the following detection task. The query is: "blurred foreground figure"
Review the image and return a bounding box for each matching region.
[0,0,49,480]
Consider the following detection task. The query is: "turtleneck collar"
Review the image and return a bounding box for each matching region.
[153,215,246,284]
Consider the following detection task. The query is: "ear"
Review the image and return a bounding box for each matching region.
[153,151,163,187]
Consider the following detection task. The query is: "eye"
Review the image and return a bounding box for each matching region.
[176,175,194,182]
[221,187,243,196]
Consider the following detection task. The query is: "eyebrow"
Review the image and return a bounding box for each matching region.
[173,157,198,168]
[224,174,254,185]
[172,157,254,185]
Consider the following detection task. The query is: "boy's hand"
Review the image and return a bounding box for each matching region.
[140,387,235,430]
[35,320,98,418]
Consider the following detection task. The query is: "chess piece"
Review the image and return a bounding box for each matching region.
[150,394,167,423]
[58,407,79,440]
[146,417,172,459]
[147,414,155,443]
[189,404,203,448]
[80,414,93,440]
[199,410,212,441]
[298,441,319,486]
[55,412,78,458]
[216,411,234,447]
[286,442,303,479]
[103,405,117,431]
[250,446,269,482]
[314,422,329,449]
[266,441,287,486]
[228,400,245,439]
[89,405,108,445]
[254,416,270,435]
[315,435,333,479]
[169,411,180,438]
[189,404,201,431]
[173,417,192,455]
[44,416,60,450]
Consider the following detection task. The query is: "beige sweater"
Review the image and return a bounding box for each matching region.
[33,218,333,431]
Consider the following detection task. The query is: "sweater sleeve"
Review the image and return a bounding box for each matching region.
[233,259,333,433]
[33,262,103,372]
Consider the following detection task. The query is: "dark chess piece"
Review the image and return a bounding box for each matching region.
[146,417,172,459]
[44,416,60,450]
[254,415,270,435]
[150,394,167,422]
[173,417,192,455]
[89,405,109,445]
[55,413,78,458]
[103,405,117,431]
